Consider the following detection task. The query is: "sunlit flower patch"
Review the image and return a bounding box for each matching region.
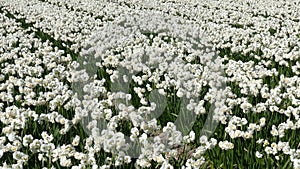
[1,0,300,168]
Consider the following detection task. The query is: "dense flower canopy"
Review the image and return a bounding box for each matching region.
[0,0,300,168]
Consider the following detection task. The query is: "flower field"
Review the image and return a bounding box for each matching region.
[1,0,300,168]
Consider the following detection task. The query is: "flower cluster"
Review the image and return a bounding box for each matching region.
[1,0,300,168]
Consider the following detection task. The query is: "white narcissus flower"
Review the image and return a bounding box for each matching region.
[218,140,234,150]
[189,131,195,141]
[161,160,174,169]
[153,154,165,164]
[41,131,54,143]
[72,135,81,146]
[124,155,131,164]
[255,151,263,158]
[199,135,208,144]
[0,150,4,159]
[37,153,45,162]
[136,158,151,168]
[59,156,72,167]
[293,158,300,169]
